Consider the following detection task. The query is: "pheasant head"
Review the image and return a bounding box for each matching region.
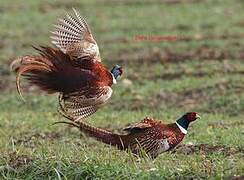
[110,65,123,84]
[176,112,201,134]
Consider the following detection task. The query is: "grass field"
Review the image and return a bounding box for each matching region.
[1,0,244,179]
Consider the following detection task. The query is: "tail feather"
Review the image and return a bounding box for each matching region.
[11,55,53,99]
[54,118,125,149]
[11,46,88,97]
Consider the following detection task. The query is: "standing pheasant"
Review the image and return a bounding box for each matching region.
[10,9,123,120]
[56,112,200,158]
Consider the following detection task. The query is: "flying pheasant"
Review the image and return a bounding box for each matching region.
[56,112,200,158]
[10,9,123,120]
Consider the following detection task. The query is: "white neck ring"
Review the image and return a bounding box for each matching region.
[111,73,117,84]
[176,122,187,134]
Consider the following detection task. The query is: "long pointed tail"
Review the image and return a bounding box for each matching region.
[54,119,126,150]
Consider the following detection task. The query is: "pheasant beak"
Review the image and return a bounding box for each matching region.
[196,114,201,119]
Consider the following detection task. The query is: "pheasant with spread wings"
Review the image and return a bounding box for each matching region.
[11,9,123,120]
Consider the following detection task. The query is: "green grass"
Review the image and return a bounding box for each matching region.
[1,0,244,179]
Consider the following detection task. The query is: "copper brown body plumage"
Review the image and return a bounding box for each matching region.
[10,9,199,159]
[11,9,123,120]
[57,112,200,158]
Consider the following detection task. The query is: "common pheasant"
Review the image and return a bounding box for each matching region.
[11,9,123,120]
[56,112,200,158]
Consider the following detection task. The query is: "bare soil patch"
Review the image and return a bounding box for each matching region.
[128,62,244,81]
[156,69,244,81]
[172,144,244,157]
[228,175,244,180]
[7,152,33,169]
[0,79,9,92]
[13,132,61,148]
[112,80,244,111]
[97,0,206,6]
[178,33,244,42]
[208,121,244,129]
[152,81,244,108]
[110,45,244,65]
[38,1,83,13]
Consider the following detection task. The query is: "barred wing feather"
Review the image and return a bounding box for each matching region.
[51,8,100,60]
[59,86,113,119]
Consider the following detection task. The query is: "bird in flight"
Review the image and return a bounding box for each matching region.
[11,8,123,121]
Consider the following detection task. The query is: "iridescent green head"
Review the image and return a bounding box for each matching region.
[176,112,200,131]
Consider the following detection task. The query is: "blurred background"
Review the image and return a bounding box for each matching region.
[0,0,244,179]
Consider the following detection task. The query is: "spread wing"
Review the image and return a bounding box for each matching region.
[59,86,113,120]
[51,8,100,61]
